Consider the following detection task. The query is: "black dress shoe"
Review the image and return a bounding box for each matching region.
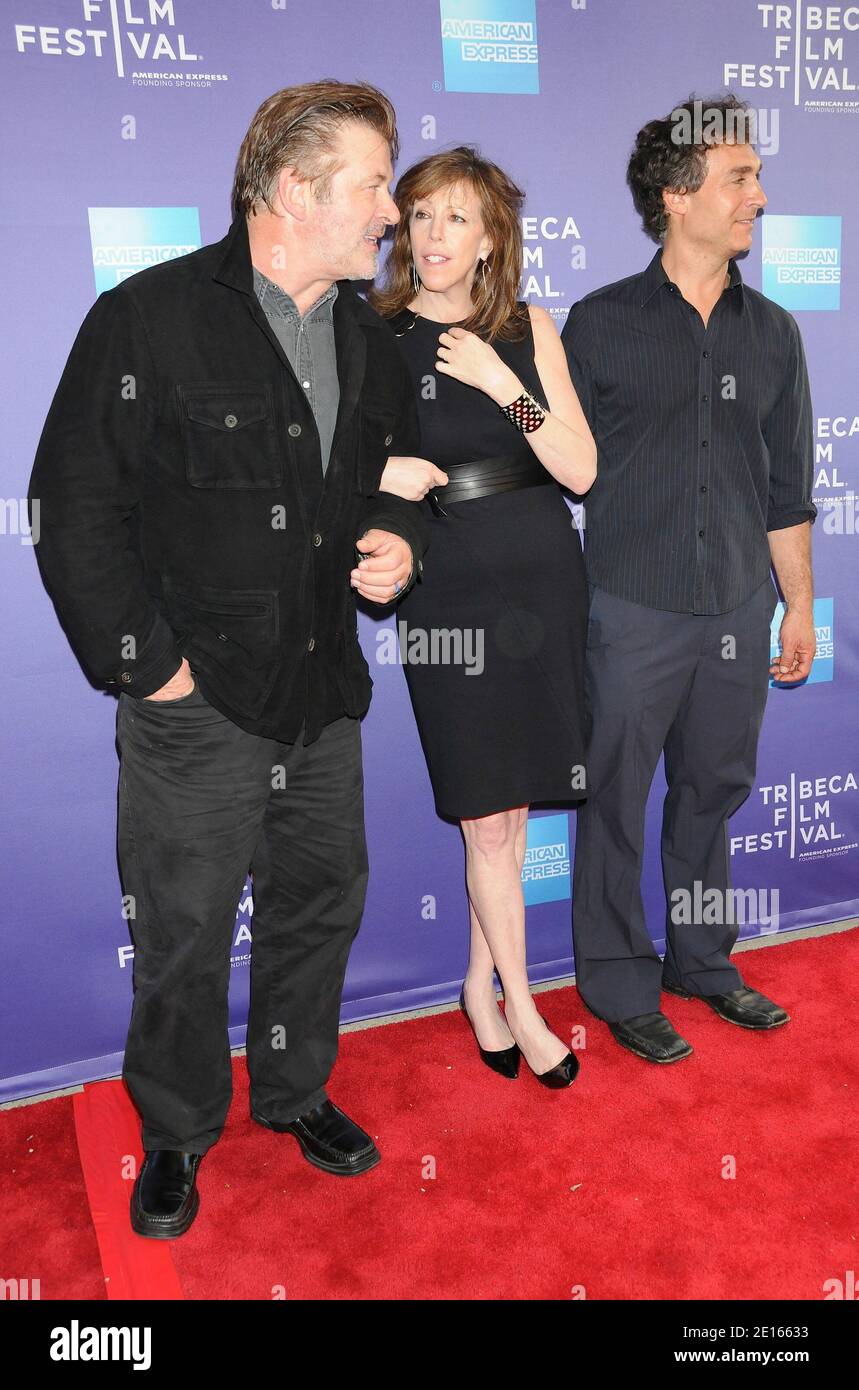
[663,978,789,1029]
[607,1011,693,1063]
[252,1099,380,1176]
[458,986,520,1078]
[130,1149,203,1239]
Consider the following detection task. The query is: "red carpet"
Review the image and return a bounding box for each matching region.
[0,1093,106,1300]
[2,929,857,1300]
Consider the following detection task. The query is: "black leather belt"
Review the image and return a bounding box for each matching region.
[428,453,553,515]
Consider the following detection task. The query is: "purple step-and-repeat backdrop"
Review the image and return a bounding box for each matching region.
[2,0,857,1101]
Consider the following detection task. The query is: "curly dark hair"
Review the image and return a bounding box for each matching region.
[627,94,754,243]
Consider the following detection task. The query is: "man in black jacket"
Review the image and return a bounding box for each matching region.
[28,80,428,1238]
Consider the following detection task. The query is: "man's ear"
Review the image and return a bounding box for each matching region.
[276,166,310,224]
[662,186,688,225]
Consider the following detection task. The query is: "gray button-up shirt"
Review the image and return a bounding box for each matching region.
[252,267,340,476]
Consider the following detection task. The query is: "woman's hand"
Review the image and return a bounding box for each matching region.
[379,455,449,501]
[436,327,522,404]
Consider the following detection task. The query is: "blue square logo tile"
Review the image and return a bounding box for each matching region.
[88,207,201,293]
[762,215,841,311]
[522,813,571,906]
[440,0,539,94]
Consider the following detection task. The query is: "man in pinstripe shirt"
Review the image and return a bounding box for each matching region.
[561,95,816,1063]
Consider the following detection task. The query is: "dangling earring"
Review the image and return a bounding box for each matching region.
[412,262,420,294]
[481,259,491,292]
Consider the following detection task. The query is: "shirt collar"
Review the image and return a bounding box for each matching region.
[252,264,339,320]
[638,247,744,308]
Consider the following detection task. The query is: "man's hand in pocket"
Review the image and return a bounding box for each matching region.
[143,658,195,701]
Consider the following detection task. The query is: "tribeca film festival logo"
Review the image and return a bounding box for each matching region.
[815,410,858,531]
[88,207,201,291]
[722,2,859,112]
[770,595,834,684]
[440,0,540,94]
[762,214,841,311]
[117,882,253,972]
[14,0,228,87]
[520,211,586,324]
[731,771,858,862]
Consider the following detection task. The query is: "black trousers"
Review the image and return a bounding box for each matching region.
[572,577,778,1022]
[116,679,368,1154]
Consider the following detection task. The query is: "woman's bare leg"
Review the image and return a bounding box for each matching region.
[461,807,569,1073]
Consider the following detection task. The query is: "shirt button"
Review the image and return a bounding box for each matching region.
[313,532,322,546]
[702,350,710,359]
[702,394,709,402]
[702,440,709,447]
[120,671,133,684]
[288,423,302,437]
[224,413,238,428]
[307,637,316,652]
[698,529,705,537]
[302,381,310,389]
[700,484,708,493]
[384,433,393,447]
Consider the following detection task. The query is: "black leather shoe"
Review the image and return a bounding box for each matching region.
[130,1149,202,1239]
[252,1099,380,1176]
[607,1011,693,1063]
[458,986,520,1078]
[663,977,789,1028]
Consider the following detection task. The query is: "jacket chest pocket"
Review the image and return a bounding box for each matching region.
[177,381,283,488]
[358,404,397,495]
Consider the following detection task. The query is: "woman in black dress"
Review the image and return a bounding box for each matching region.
[368,148,596,1087]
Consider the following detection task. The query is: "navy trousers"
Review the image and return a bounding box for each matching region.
[572,577,778,1021]
[116,679,368,1154]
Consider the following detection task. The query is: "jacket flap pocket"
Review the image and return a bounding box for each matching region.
[176,381,282,488]
[180,384,271,433]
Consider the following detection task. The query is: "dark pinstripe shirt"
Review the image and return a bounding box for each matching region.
[561,249,816,615]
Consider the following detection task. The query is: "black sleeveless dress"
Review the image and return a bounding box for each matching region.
[387,305,588,820]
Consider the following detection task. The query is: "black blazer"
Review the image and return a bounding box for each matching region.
[27,215,427,742]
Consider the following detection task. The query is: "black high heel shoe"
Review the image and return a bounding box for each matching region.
[514,1008,580,1089]
[458,986,520,1079]
[533,1050,579,1088]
